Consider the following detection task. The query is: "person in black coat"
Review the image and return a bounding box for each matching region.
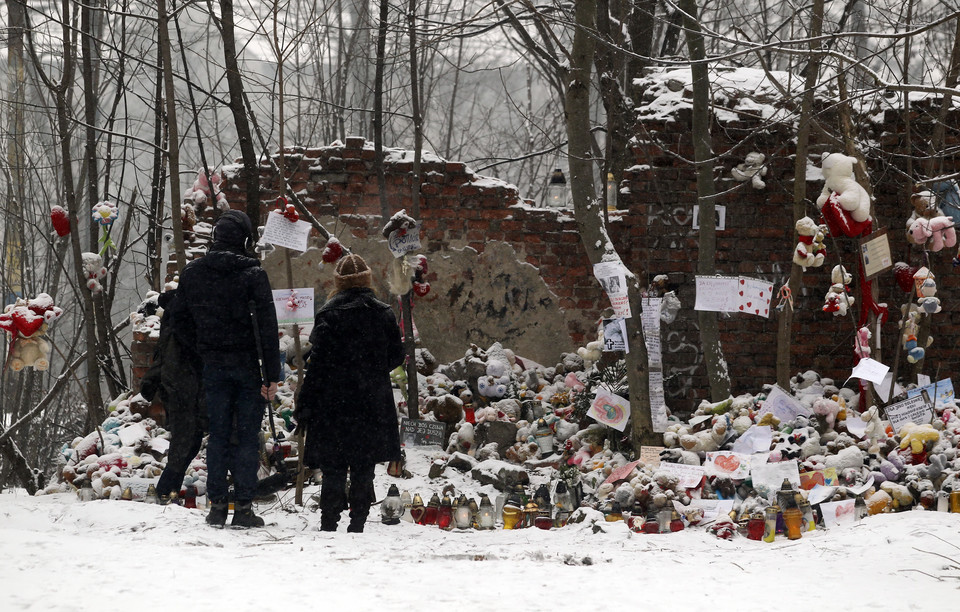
[177,209,281,528]
[296,254,404,533]
[139,288,205,502]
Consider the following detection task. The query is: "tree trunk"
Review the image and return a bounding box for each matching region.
[777,0,825,389]
[219,0,262,224]
[679,0,731,401]
[157,0,186,271]
[568,0,656,447]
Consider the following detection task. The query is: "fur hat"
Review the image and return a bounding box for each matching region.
[334,254,372,292]
[213,209,254,248]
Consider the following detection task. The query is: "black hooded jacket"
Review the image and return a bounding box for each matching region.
[177,224,281,384]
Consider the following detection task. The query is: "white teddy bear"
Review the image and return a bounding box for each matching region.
[794,216,826,270]
[816,153,872,223]
[731,152,768,189]
[822,265,855,316]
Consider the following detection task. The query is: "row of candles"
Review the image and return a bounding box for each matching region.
[380,482,578,530]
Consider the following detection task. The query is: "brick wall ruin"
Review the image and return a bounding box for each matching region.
[169,97,960,415]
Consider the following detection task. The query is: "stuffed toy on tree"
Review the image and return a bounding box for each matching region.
[0,293,63,371]
[731,152,768,189]
[816,152,873,237]
[823,265,855,316]
[793,216,826,270]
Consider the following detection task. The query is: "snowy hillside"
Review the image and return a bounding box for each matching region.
[3,445,959,612]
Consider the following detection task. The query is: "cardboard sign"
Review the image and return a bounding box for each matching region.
[387,221,422,258]
[885,394,934,433]
[262,210,312,251]
[639,445,665,468]
[603,459,642,485]
[399,418,447,447]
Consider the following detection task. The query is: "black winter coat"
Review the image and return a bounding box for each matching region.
[140,290,205,424]
[177,246,282,383]
[298,287,404,468]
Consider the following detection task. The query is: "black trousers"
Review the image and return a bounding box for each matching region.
[319,460,376,526]
[156,406,204,498]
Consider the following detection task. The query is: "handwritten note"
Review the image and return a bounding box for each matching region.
[657,462,705,489]
[848,358,890,386]
[262,210,312,252]
[649,370,668,433]
[641,298,662,366]
[694,276,739,312]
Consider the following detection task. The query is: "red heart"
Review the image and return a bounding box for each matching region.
[740,279,745,285]
[759,291,764,297]
[747,302,752,307]
[739,305,744,310]
[739,291,743,296]
[835,502,855,519]
[755,309,760,314]
[714,455,740,472]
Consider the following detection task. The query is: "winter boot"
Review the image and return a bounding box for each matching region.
[206,501,228,527]
[231,502,265,528]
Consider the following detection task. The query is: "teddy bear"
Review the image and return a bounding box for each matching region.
[793,216,826,270]
[823,265,855,316]
[423,393,463,426]
[678,419,727,454]
[816,152,872,224]
[730,152,768,189]
[898,422,940,456]
[812,396,842,431]
[916,277,941,314]
[0,294,64,371]
[907,216,957,252]
[81,251,108,295]
[861,405,885,449]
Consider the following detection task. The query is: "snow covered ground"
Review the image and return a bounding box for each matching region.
[3,447,959,612]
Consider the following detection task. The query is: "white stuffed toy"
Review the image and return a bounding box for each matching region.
[823,265,855,316]
[81,252,108,295]
[731,152,768,189]
[816,153,872,223]
[794,216,826,270]
[860,405,884,451]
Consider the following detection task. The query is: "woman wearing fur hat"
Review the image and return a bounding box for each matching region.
[296,254,404,532]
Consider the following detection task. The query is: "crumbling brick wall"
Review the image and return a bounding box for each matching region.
[198,100,960,414]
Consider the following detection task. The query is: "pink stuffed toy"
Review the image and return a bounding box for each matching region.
[854,326,871,360]
[907,216,957,252]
